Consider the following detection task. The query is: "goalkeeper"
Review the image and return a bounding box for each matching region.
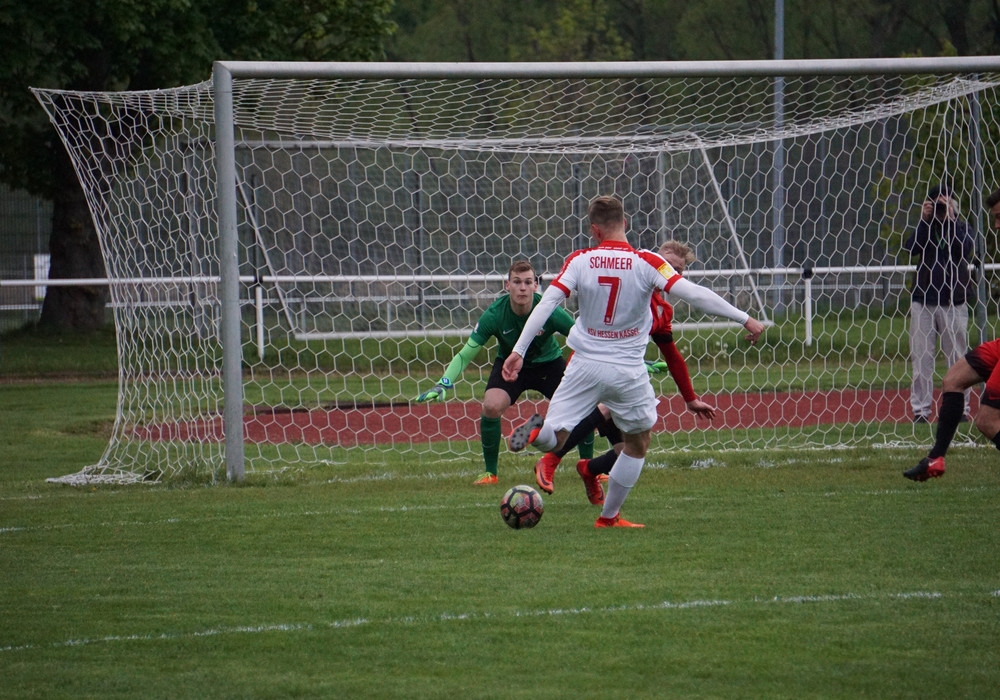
[414,260,594,485]
[533,240,718,498]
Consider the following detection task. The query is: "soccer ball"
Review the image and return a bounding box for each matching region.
[500,485,544,529]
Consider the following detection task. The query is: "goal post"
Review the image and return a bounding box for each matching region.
[213,62,244,482]
[32,56,1000,484]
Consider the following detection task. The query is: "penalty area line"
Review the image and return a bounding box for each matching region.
[0,589,956,654]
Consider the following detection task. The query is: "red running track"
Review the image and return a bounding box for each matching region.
[134,388,967,446]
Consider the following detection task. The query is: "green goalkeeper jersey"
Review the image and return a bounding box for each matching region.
[471,292,574,365]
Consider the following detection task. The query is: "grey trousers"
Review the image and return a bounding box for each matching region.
[909,300,969,418]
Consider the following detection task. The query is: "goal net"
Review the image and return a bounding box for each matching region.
[32,59,1000,484]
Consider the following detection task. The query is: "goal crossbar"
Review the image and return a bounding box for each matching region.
[217,57,1000,80]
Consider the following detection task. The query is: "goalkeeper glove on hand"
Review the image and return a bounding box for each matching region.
[645,360,668,374]
[415,377,454,402]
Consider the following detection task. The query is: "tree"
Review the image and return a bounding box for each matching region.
[387,0,557,61]
[388,0,1000,65]
[515,0,632,61]
[0,0,394,331]
[667,0,1000,61]
[387,0,632,62]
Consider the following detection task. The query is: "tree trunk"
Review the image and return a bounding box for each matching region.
[38,153,108,332]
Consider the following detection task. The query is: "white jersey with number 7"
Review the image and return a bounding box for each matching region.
[512,239,753,368]
[548,240,678,364]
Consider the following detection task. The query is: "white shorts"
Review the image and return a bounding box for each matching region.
[543,355,659,435]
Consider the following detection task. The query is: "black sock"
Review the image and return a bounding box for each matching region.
[992,432,1000,452]
[554,407,604,458]
[929,392,965,459]
[585,449,619,476]
[598,418,622,447]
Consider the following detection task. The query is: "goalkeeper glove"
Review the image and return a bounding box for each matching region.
[645,360,668,374]
[415,377,454,402]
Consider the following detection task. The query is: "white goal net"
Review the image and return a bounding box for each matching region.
[32,59,1000,483]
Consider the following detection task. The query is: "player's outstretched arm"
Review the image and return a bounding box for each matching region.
[666,278,765,345]
[653,336,716,421]
[413,339,482,402]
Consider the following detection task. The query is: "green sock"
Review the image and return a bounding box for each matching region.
[481,416,501,475]
[578,429,595,459]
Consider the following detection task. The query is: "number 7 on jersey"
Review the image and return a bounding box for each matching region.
[598,275,621,324]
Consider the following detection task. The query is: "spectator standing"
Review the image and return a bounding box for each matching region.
[903,184,975,423]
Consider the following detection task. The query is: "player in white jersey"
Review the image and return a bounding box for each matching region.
[502,195,765,528]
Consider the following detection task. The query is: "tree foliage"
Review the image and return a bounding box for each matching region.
[0,0,394,330]
[1,0,395,196]
[387,0,1000,62]
[517,0,632,61]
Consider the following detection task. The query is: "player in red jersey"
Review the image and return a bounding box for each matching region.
[904,187,1000,481]
[503,196,764,528]
[531,240,716,502]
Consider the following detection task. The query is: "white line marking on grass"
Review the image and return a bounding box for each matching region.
[688,458,724,470]
[769,593,863,603]
[0,624,316,653]
[511,599,733,618]
[0,589,960,654]
[875,441,926,449]
[323,465,487,485]
[892,591,943,600]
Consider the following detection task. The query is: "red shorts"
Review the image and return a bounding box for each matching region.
[966,339,1000,409]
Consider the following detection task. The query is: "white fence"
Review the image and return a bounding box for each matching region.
[4,263,990,349]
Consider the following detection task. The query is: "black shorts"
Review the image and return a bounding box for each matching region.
[486,355,566,404]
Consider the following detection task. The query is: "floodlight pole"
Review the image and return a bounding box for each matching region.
[213,62,245,482]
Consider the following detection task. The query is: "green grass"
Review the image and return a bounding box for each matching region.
[0,326,118,378]
[2,377,1000,698]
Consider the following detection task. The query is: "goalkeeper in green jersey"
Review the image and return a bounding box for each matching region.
[414,260,594,484]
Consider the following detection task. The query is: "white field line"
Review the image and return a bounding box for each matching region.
[0,589,976,654]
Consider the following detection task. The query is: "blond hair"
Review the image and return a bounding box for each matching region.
[658,240,695,266]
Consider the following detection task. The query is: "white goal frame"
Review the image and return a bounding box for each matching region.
[208,56,1000,480]
[204,57,998,480]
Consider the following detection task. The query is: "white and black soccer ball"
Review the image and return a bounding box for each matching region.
[500,484,544,529]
